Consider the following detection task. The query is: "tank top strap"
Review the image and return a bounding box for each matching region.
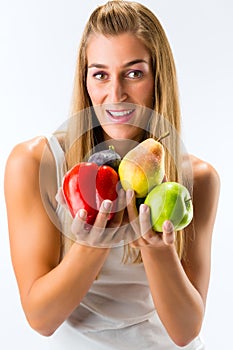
[46,133,66,188]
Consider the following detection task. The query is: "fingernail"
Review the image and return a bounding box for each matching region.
[103,200,112,211]
[78,209,87,220]
[140,204,149,214]
[163,220,174,233]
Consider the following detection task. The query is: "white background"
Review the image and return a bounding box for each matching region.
[0,0,232,348]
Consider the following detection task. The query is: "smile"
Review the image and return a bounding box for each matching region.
[106,109,135,123]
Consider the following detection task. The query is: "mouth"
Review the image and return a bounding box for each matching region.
[106,109,135,123]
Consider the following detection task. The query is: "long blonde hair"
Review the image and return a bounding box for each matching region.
[63,1,187,261]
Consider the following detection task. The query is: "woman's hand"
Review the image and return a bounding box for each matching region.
[126,189,175,248]
[56,187,130,248]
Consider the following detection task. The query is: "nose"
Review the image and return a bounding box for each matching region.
[108,76,128,103]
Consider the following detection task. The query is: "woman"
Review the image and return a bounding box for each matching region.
[4,1,220,349]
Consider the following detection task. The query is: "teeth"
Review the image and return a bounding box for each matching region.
[108,109,133,117]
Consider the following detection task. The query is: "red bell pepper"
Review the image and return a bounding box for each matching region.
[62,162,119,225]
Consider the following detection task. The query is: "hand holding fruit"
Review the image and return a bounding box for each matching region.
[126,189,176,247]
[58,148,138,246]
[56,184,131,247]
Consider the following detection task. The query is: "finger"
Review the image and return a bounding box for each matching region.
[85,200,113,247]
[138,204,163,246]
[108,188,126,228]
[94,199,113,229]
[162,220,175,245]
[126,189,140,238]
[103,189,128,246]
[71,209,87,235]
[139,204,153,238]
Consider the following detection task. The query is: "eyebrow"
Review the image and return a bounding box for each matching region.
[88,59,148,69]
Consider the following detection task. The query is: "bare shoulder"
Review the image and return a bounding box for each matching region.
[189,154,220,230]
[5,135,55,182]
[4,136,51,198]
[190,154,220,191]
[6,136,48,166]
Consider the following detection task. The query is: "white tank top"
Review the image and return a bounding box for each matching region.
[46,134,205,350]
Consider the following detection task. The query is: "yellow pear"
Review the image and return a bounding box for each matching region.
[118,138,165,198]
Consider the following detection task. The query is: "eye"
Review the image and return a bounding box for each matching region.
[126,70,143,79]
[93,71,108,80]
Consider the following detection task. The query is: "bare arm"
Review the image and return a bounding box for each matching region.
[127,157,220,347]
[4,137,113,336]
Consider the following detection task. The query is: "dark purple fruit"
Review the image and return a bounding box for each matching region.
[88,146,121,171]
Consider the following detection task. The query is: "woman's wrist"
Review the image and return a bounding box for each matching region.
[140,242,178,263]
[71,241,111,258]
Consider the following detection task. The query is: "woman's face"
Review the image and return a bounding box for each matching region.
[86,32,154,142]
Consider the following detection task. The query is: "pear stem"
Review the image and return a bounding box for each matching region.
[185,198,192,203]
[157,131,170,142]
